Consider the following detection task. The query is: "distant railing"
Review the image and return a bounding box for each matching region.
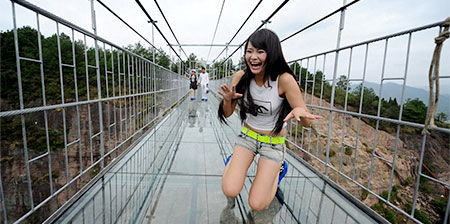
[0,0,187,223]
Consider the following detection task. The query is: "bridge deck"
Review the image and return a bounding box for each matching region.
[56,93,379,223]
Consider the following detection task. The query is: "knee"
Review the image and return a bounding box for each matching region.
[248,197,268,211]
[222,181,241,198]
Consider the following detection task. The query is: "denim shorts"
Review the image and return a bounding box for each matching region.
[234,133,285,163]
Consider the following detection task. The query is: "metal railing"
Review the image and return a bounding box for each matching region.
[210,2,449,223]
[284,18,450,224]
[209,82,383,223]
[0,0,188,223]
[52,100,188,223]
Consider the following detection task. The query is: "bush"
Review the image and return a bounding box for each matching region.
[344,146,353,156]
[414,209,430,224]
[419,180,432,194]
[381,190,389,201]
[324,150,336,157]
[431,196,448,221]
[385,209,397,224]
[361,189,369,201]
[392,185,399,193]
[405,177,414,186]
[371,202,397,224]
[405,200,431,224]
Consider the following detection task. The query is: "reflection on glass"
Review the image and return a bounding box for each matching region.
[188,100,199,128]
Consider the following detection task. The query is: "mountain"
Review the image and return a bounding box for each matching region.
[351,82,450,116]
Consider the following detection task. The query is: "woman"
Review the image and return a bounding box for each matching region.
[218,29,321,211]
[188,69,198,100]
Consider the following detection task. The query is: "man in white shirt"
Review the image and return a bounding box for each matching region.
[198,67,209,101]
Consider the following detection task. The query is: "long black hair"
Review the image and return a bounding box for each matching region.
[218,29,295,134]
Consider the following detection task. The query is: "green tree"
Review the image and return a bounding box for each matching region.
[435,112,447,122]
[126,42,153,60]
[402,98,427,123]
[351,84,379,115]
[156,48,171,69]
[211,58,226,79]
[381,97,400,119]
[237,55,245,70]
[336,75,350,91]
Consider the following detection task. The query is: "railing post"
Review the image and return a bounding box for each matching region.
[90,2,106,224]
[325,0,347,176]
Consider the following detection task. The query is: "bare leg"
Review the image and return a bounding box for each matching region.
[222,146,254,197]
[248,157,280,211]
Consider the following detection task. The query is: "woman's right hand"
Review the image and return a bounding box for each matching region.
[218,84,243,102]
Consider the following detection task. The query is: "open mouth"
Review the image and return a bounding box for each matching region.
[250,62,262,70]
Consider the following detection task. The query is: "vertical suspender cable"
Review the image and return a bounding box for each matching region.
[206,0,226,63]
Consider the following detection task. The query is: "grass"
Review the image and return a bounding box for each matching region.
[405,201,431,224]
[405,177,414,186]
[371,202,397,224]
[431,196,448,222]
[419,179,432,194]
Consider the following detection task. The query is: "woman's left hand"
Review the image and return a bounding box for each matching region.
[283,107,322,123]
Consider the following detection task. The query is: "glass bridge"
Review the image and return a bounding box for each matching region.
[52,93,382,223]
[1,0,449,223]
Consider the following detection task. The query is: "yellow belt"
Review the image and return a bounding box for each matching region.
[241,126,285,145]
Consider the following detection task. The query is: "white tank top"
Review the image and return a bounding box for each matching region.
[245,76,284,131]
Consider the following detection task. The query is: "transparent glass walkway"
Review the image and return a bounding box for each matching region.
[54,94,383,223]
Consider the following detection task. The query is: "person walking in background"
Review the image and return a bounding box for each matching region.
[198,67,209,101]
[217,29,321,211]
[188,69,198,100]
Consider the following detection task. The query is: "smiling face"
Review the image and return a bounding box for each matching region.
[245,41,267,76]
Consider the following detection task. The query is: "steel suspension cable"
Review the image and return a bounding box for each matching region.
[222,0,290,63]
[153,0,189,59]
[212,0,263,63]
[135,0,184,63]
[280,0,360,43]
[96,0,169,59]
[206,0,226,62]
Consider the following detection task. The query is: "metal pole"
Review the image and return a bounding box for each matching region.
[178,47,181,75]
[169,50,172,72]
[225,43,229,78]
[90,0,105,169]
[325,0,346,176]
[151,21,157,64]
[240,46,243,70]
[151,21,157,118]
[90,1,106,223]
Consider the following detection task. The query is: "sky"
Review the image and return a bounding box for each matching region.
[1,0,449,94]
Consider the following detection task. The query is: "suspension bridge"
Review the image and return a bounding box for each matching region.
[0,0,449,223]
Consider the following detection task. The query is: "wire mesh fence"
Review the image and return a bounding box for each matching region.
[0,0,187,223]
[284,20,450,224]
[210,14,449,224]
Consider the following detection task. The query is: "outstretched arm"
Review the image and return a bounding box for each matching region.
[218,70,244,118]
[279,73,321,126]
